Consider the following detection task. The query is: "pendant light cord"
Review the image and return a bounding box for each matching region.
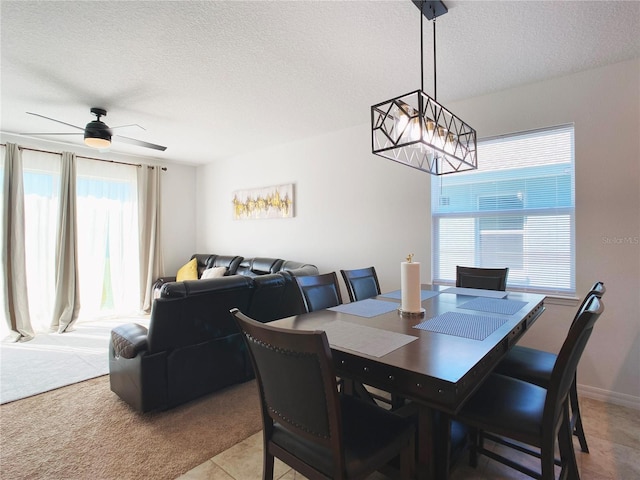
[433,17,437,100]
[420,2,438,100]
[420,7,424,93]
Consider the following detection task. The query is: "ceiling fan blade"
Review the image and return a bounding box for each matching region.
[26,112,84,131]
[114,134,167,151]
[20,132,84,136]
[110,124,146,131]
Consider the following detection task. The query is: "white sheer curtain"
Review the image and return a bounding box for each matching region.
[75,158,140,320]
[22,150,61,332]
[1,145,143,334]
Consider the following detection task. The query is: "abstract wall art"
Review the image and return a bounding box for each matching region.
[232,183,294,220]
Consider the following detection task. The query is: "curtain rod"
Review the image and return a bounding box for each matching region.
[0,143,168,171]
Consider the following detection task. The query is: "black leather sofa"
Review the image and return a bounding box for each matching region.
[109,256,318,412]
[151,254,316,298]
[151,253,242,298]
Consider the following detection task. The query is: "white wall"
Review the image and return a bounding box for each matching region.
[195,124,431,296]
[447,59,640,407]
[160,163,198,275]
[196,59,640,408]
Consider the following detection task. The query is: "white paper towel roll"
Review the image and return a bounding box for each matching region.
[401,261,421,313]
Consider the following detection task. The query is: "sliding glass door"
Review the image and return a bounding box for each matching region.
[76,158,139,320]
[2,147,141,334]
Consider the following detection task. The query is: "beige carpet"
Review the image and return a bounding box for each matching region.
[0,375,262,480]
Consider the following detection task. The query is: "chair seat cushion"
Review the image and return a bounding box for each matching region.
[272,394,415,478]
[457,374,547,446]
[494,345,557,388]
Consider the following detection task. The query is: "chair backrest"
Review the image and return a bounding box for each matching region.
[456,266,509,291]
[231,308,345,471]
[544,295,604,433]
[247,272,306,322]
[190,253,215,278]
[208,254,244,275]
[236,257,284,277]
[340,267,381,302]
[569,281,605,329]
[295,272,343,312]
[150,275,254,352]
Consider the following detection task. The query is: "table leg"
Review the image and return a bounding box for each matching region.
[417,404,435,480]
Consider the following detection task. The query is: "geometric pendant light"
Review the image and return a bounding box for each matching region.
[371,1,477,175]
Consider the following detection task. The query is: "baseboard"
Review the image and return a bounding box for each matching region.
[578,383,640,410]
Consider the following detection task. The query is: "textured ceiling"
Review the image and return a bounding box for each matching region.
[1,1,639,166]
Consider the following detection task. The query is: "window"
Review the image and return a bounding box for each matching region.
[76,158,139,319]
[432,124,575,295]
[1,147,140,333]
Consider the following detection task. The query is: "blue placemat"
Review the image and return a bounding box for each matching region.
[380,290,440,301]
[414,311,507,341]
[320,320,418,357]
[328,298,400,318]
[460,297,528,315]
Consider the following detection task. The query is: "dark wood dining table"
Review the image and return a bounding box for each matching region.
[269,284,545,480]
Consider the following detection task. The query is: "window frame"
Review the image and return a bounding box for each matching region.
[431,124,576,296]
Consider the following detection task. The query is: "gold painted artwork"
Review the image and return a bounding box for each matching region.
[232,183,294,220]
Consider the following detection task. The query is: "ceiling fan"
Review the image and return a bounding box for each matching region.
[23,107,167,151]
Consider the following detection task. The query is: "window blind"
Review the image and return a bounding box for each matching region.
[432,124,575,295]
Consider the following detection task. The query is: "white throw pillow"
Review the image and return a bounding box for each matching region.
[201,266,227,279]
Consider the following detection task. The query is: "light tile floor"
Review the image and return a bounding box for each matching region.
[177,397,639,479]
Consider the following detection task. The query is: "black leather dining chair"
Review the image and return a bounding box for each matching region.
[230,308,416,480]
[494,281,606,453]
[456,266,509,291]
[295,272,343,312]
[454,295,604,480]
[339,266,406,409]
[340,267,381,302]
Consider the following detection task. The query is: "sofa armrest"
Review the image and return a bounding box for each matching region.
[280,261,319,277]
[152,276,177,299]
[155,276,177,284]
[111,324,149,359]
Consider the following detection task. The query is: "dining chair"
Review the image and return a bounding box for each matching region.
[339,266,407,409]
[494,281,606,453]
[453,295,604,480]
[340,267,381,302]
[456,266,509,291]
[230,308,416,480]
[295,272,343,313]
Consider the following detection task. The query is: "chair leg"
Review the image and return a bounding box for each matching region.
[569,377,589,453]
[436,414,452,479]
[540,438,557,480]
[400,433,416,480]
[558,403,580,480]
[263,448,275,480]
[468,427,479,468]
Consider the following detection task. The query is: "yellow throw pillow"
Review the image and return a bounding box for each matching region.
[176,258,198,281]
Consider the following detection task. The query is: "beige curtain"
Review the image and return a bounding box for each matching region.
[138,165,163,313]
[1,143,35,342]
[50,152,80,333]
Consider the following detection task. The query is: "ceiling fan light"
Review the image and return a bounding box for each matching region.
[84,119,111,148]
[84,136,111,148]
